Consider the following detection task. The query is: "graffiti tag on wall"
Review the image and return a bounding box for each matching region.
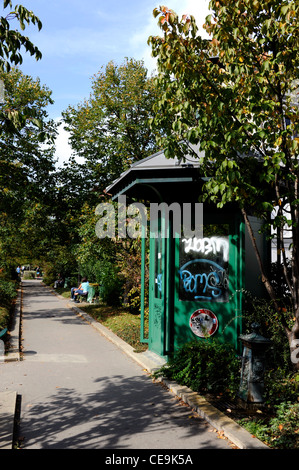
[182,236,229,262]
[179,236,229,302]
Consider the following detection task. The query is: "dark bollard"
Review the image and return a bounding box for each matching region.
[238,322,272,405]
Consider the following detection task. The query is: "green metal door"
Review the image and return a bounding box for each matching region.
[148,214,174,357]
[173,212,243,351]
[147,210,243,357]
[148,217,165,356]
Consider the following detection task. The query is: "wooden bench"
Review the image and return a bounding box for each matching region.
[76,285,97,303]
[76,292,88,302]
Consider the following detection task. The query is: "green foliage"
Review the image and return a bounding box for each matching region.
[77,256,124,306]
[239,402,299,449]
[42,249,78,287]
[0,306,9,330]
[125,286,141,315]
[242,289,295,371]
[149,1,298,216]
[78,259,102,284]
[0,278,17,306]
[0,2,44,134]
[0,67,56,161]
[0,264,18,330]
[0,1,42,73]
[267,402,299,449]
[0,68,57,266]
[95,260,123,306]
[238,289,299,448]
[115,237,149,314]
[264,369,299,406]
[62,57,162,192]
[154,339,240,397]
[149,1,299,366]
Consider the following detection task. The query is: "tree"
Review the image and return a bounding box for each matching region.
[148,1,299,368]
[0,1,44,133]
[62,57,162,192]
[0,0,42,72]
[0,68,57,264]
[61,58,162,307]
[0,3,63,269]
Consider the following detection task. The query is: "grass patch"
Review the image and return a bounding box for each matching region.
[82,304,148,353]
[54,287,71,299]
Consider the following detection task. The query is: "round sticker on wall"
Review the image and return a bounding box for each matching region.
[189,309,218,338]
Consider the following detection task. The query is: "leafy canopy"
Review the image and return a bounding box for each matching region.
[63,58,162,192]
[148,1,299,362]
[0,68,57,264]
[0,0,42,72]
[0,1,45,134]
[148,1,298,217]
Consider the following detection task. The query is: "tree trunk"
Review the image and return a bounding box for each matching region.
[241,208,280,310]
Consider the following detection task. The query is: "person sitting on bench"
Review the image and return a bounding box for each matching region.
[71,277,89,302]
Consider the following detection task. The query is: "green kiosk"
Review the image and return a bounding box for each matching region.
[106,145,269,360]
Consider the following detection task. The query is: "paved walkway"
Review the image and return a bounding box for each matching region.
[0,280,268,450]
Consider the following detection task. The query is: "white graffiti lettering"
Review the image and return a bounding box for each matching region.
[182,236,229,262]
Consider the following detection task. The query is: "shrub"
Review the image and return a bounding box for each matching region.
[268,402,299,449]
[264,369,299,406]
[99,261,124,306]
[125,286,141,314]
[0,279,18,307]
[153,339,241,397]
[78,260,101,284]
[0,277,18,330]
[42,263,57,285]
[80,259,124,306]
[239,402,299,449]
[42,250,78,287]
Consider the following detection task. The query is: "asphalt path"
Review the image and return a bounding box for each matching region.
[0,279,235,450]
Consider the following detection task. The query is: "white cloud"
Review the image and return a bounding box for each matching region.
[54,123,86,167]
[54,119,73,167]
[182,0,212,29]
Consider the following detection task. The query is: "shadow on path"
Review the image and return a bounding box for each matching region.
[18,374,216,449]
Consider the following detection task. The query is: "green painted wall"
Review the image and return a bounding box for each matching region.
[146,210,245,358]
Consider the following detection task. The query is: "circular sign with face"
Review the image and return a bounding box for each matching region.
[189,309,218,338]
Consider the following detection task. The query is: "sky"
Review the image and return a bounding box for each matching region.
[3,0,211,165]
